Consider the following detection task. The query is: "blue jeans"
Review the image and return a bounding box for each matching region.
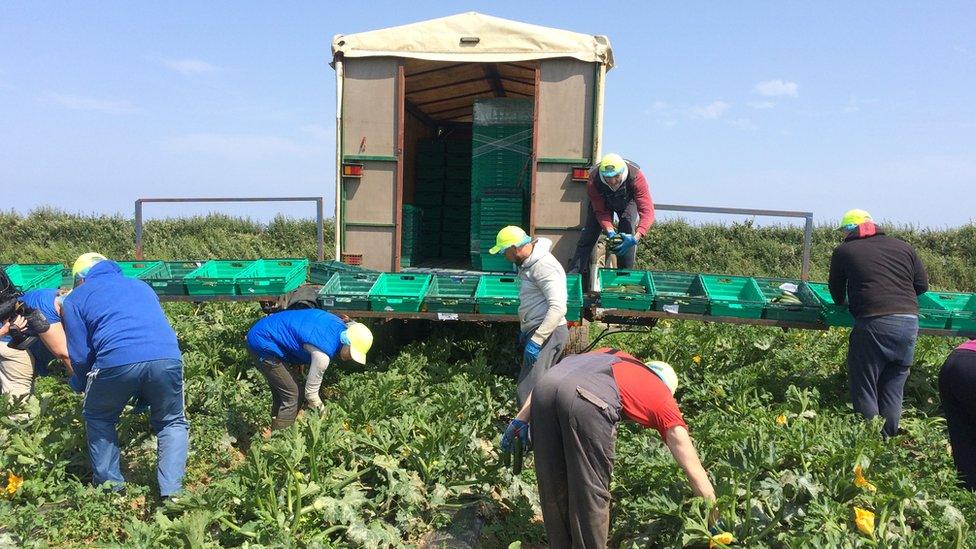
[847,314,918,436]
[81,359,189,496]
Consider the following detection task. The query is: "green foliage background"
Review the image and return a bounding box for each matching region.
[0,209,974,547]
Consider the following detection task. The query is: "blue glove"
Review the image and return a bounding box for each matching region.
[67,374,85,393]
[523,340,542,366]
[501,418,530,453]
[612,233,638,255]
[605,229,617,240]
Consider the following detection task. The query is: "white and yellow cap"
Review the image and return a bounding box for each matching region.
[646,360,678,395]
[72,252,107,279]
[341,322,373,365]
[489,226,531,255]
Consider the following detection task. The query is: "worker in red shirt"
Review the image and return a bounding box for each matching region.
[567,153,655,284]
[501,348,716,547]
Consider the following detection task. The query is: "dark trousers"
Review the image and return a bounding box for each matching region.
[847,314,918,436]
[531,354,621,549]
[939,348,976,490]
[517,324,570,408]
[252,354,301,430]
[568,200,640,279]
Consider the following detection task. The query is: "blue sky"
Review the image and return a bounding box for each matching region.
[1,2,974,228]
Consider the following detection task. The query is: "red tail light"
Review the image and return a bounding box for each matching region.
[572,167,589,182]
[342,163,364,177]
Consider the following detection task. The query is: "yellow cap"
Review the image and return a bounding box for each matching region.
[489,226,531,255]
[646,360,678,395]
[344,322,373,365]
[72,252,107,278]
[839,209,872,231]
[598,153,626,178]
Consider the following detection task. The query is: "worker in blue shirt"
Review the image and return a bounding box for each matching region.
[61,253,188,499]
[19,288,71,377]
[246,309,373,431]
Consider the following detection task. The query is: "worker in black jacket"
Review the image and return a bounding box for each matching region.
[828,209,928,436]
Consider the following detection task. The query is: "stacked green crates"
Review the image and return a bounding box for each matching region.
[369,273,432,312]
[238,259,308,295]
[475,274,521,315]
[649,271,710,315]
[424,274,480,313]
[4,264,63,291]
[401,205,424,267]
[317,272,379,311]
[566,274,584,322]
[753,277,823,323]
[471,99,533,271]
[414,138,472,262]
[699,274,765,318]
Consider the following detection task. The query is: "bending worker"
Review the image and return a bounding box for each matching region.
[568,153,655,282]
[939,338,976,490]
[490,226,568,406]
[20,287,72,377]
[245,309,373,430]
[828,209,928,437]
[502,348,716,547]
[62,253,189,499]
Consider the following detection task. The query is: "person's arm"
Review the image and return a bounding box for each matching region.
[827,248,847,305]
[62,299,94,391]
[586,176,616,233]
[0,316,27,338]
[515,394,532,422]
[665,426,716,501]
[303,344,331,407]
[529,267,568,346]
[911,250,928,296]
[38,323,73,376]
[631,169,656,237]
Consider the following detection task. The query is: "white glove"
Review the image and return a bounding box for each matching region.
[305,394,323,409]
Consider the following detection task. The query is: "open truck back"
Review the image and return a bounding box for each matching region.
[331,12,613,272]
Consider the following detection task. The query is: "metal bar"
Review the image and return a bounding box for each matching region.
[394,62,405,272]
[342,155,397,162]
[529,65,540,236]
[159,294,280,303]
[537,157,591,165]
[801,215,814,281]
[134,200,144,260]
[591,308,829,331]
[324,309,520,323]
[134,197,325,261]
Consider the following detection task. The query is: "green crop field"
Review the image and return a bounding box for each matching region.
[1,210,973,547]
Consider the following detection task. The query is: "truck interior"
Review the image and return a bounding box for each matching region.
[401,59,538,272]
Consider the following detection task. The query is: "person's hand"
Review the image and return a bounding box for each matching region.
[605,229,617,240]
[612,233,639,255]
[67,375,85,394]
[2,315,28,337]
[500,418,530,453]
[305,394,324,409]
[0,321,8,338]
[523,340,542,367]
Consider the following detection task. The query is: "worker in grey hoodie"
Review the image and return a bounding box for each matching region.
[489,225,569,406]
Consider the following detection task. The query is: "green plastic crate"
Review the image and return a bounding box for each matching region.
[309,260,373,285]
[649,271,710,315]
[472,254,516,273]
[143,261,203,296]
[917,292,954,330]
[416,166,445,179]
[566,274,584,322]
[754,277,823,323]
[115,260,165,280]
[317,272,379,310]
[806,282,855,327]
[700,275,765,318]
[598,269,655,311]
[184,260,256,296]
[368,273,432,312]
[424,275,479,313]
[444,140,471,155]
[237,259,308,295]
[445,165,471,180]
[475,275,521,314]
[4,264,63,291]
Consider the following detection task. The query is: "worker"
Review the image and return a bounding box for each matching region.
[828,209,928,437]
[0,315,31,399]
[19,288,72,377]
[62,253,189,499]
[245,309,373,430]
[489,226,569,407]
[501,348,716,547]
[567,153,655,285]
[939,338,976,490]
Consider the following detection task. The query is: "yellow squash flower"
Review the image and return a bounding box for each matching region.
[775,414,787,426]
[853,507,875,536]
[692,355,702,365]
[853,465,877,492]
[4,472,22,497]
[709,532,735,548]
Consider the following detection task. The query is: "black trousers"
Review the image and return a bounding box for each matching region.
[252,354,301,430]
[568,200,640,279]
[939,348,976,490]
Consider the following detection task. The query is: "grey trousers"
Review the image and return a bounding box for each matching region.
[848,314,918,436]
[530,353,622,549]
[517,324,569,408]
[252,354,301,430]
